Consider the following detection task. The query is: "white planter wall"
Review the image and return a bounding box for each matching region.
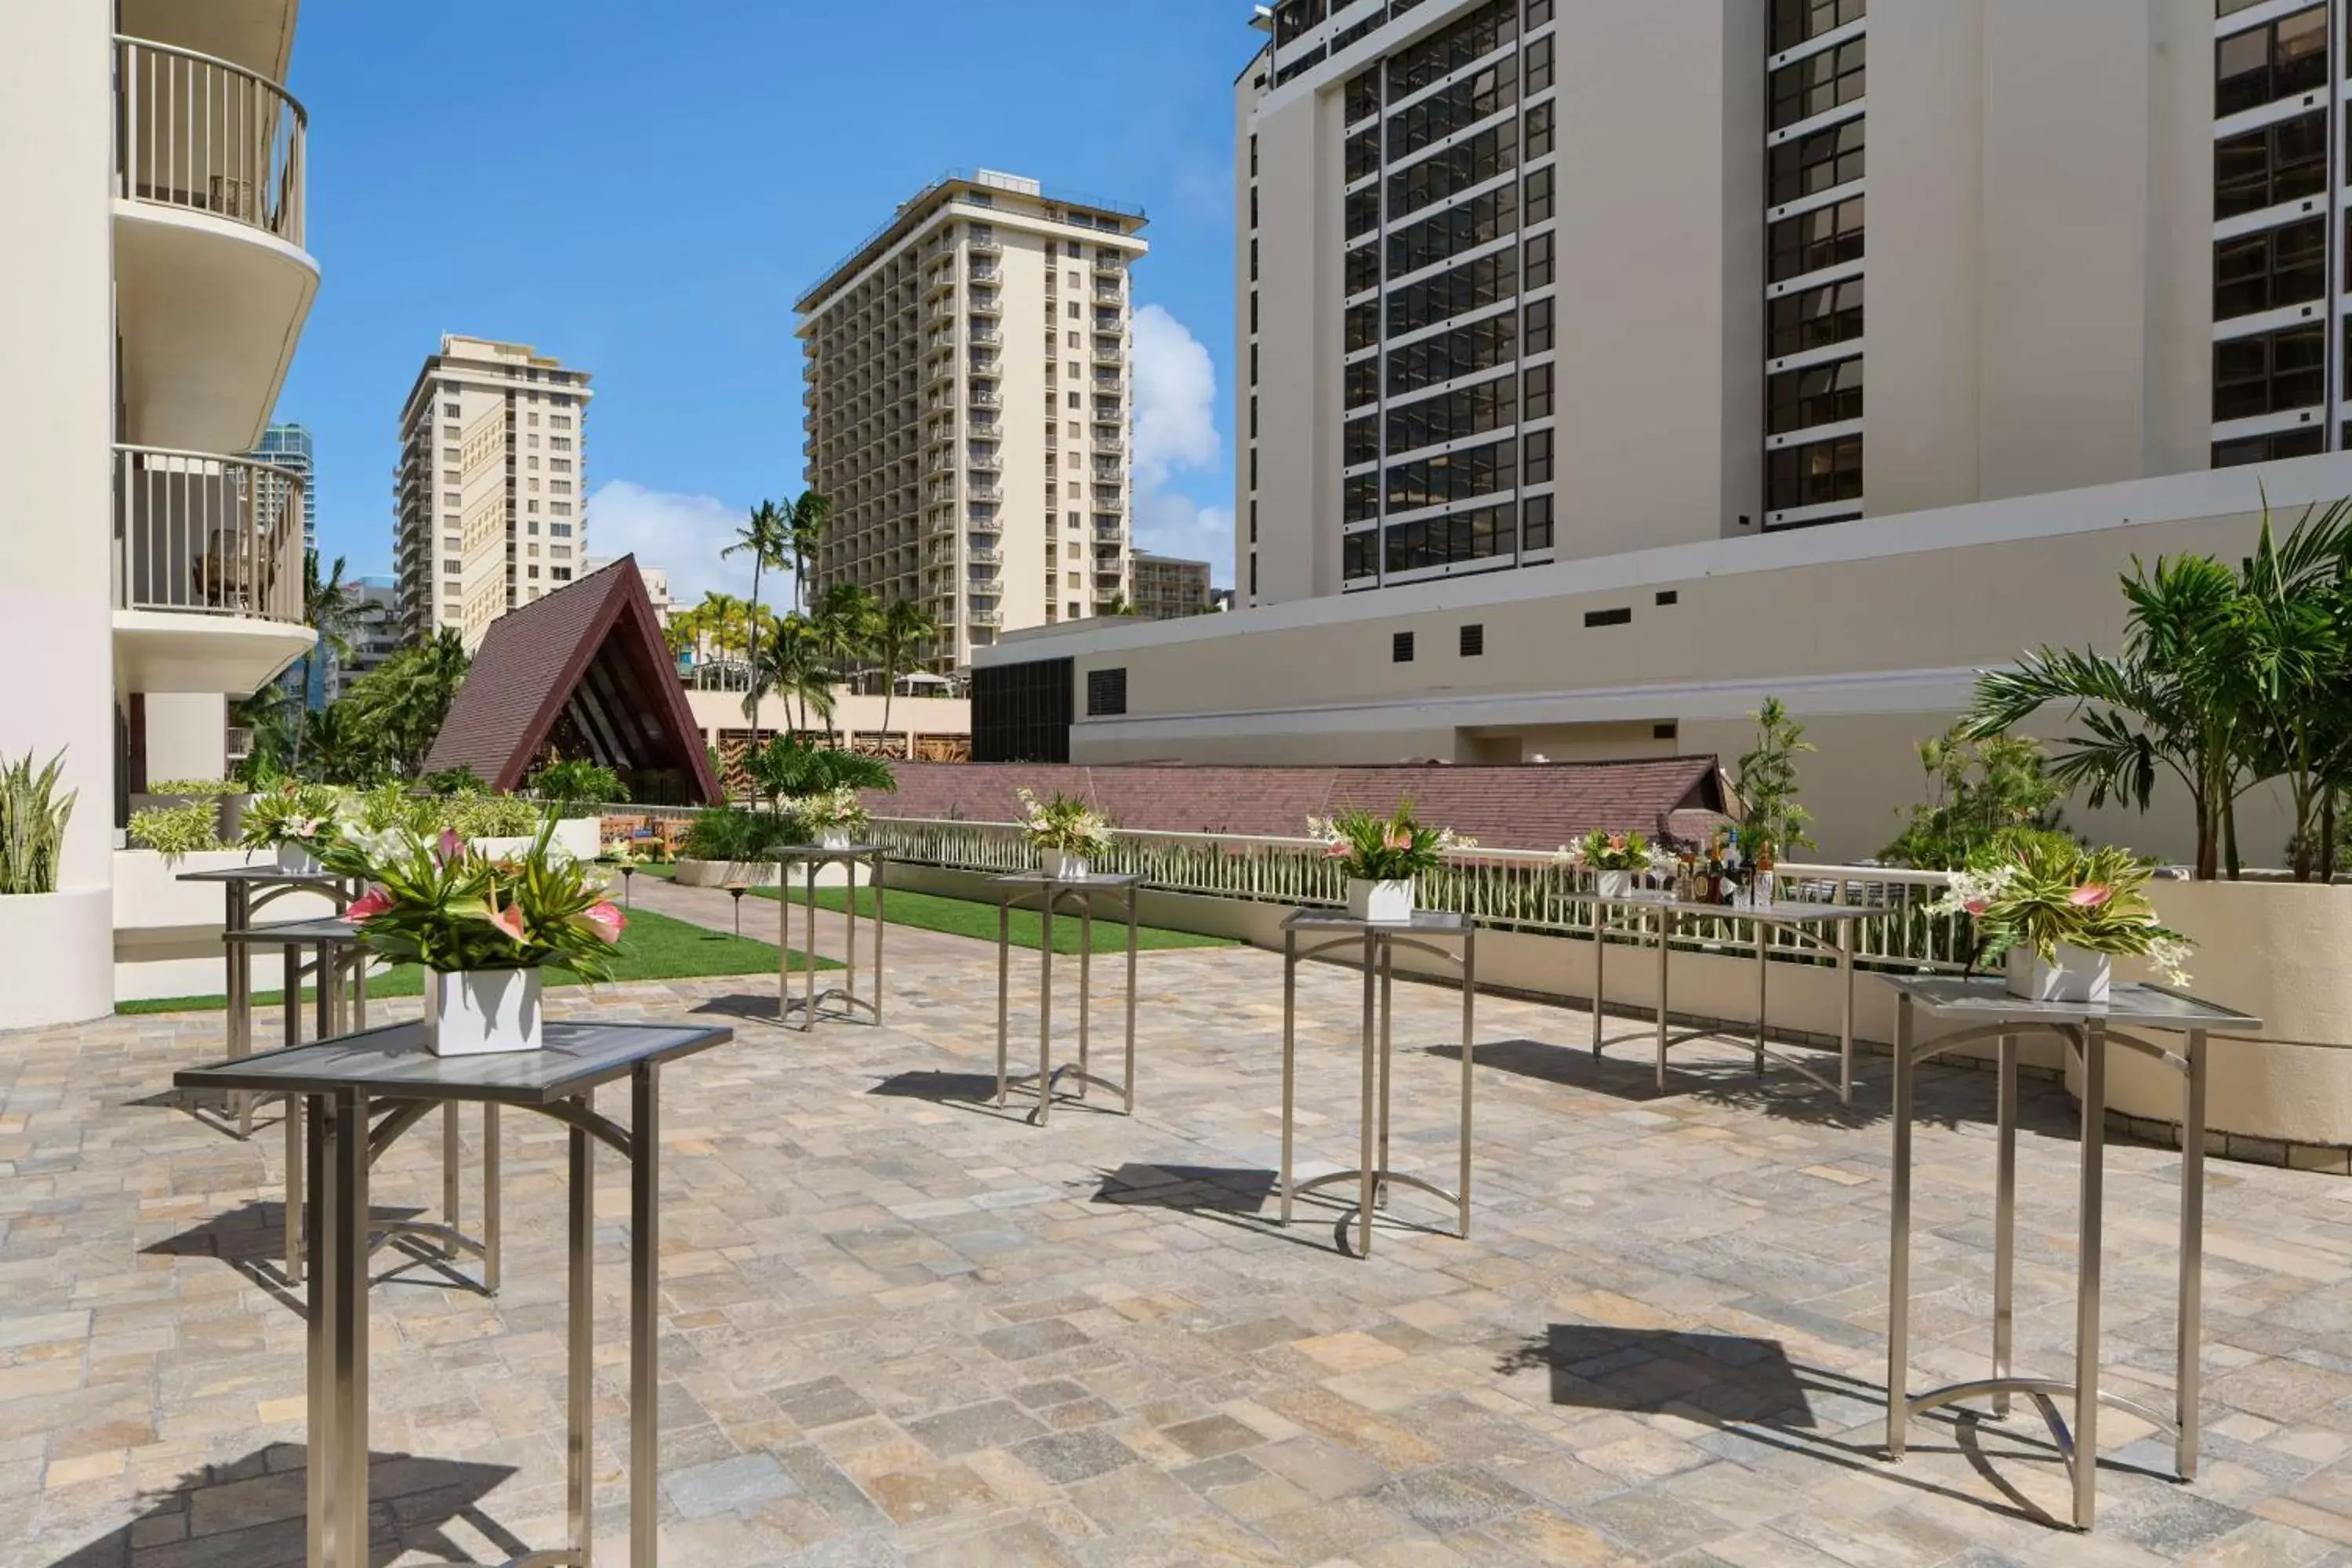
[0,889,114,1029]
[674,858,868,890]
[112,848,339,1003]
[471,817,600,862]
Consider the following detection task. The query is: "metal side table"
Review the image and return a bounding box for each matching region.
[1280,909,1475,1258]
[1591,892,1870,1103]
[989,871,1138,1123]
[1880,976,2261,1530]
[777,842,886,1030]
[175,1018,732,1568]
[180,864,350,1136]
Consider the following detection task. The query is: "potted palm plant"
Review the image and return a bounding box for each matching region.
[330,821,624,1054]
[798,784,869,851]
[1567,829,1661,902]
[238,782,344,873]
[1018,787,1112,880]
[1312,799,1466,924]
[1935,837,2194,1003]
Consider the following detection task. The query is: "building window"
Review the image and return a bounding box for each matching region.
[1769,37,1865,132]
[1389,314,1516,396]
[1386,375,1516,454]
[1769,118,1865,206]
[1388,0,1516,98]
[1385,503,1514,572]
[1393,630,1416,662]
[1656,590,1679,605]
[1524,297,1554,353]
[2215,322,2325,419]
[1767,354,1864,433]
[1766,434,1864,509]
[1523,494,1553,552]
[1345,531,1377,580]
[1524,230,1553,289]
[1524,165,1554,223]
[1584,607,1632,628]
[2213,216,2325,321]
[2214,111,2326,220]
[1387,56,1518,163]
[1386,436,1515,514]
[1771,0,1864,54]
[1524,363,1553,418]
[1769,277,1865,357]
[1459,623,1485,657]
[2216,7,2328,119]
[1086,667,1127,717]
[1769,196,1865,282]
[2216,427,2325,467]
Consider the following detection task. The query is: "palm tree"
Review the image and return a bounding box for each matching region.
[809,583,882,746]
[346,628,470,778]
[874,597,942,757]
[783,492,833,615]
[288,551,358,772]
[723,503,790,760]
[750,613,834,739]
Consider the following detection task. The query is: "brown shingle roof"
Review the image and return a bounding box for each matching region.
[867,759,1731,851]
[423,558,724,803]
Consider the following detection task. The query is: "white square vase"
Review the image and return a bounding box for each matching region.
[1044,850,1091,880]
[1346,877,1415,924]
[1595,869,1632,902]
[429,968,544,1055]
[277,841,324,876]
[818,829,855,851]
[2005,943,2112,1004]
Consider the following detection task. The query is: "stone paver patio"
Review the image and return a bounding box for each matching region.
[7,939,2352,1566]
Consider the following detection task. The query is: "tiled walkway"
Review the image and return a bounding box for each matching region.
[6,942,2352,1566]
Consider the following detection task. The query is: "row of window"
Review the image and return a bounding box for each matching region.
[1388,56,1514,162]
[1378,309,1518,401]
[1387,122,1518,223]
[1384,181,1516,282]
[2214,320,2324,421]
[1772,0,1863,54]
[1767,354,1862,435]
[1343,493,1555,580]
[1769,194,1864,283]
[1389,0,1515,100]
[1770,117,1864,207]
[2214,215,2323,320]
[1767,433,1864,511]
[2215,110,2325,220]
[1769,275,1864,358]
[2216,6,2326,120]
[1384,368,1519,454]
[1770,35,1864,132]
[1387,246,1518,336]
[1386,433,1517,512]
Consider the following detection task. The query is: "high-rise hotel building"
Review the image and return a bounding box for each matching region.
[1237,0,2282,606]
[796,171,1148,673]
[394,334,593,647]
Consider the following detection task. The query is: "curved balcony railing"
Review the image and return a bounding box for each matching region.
[115,36,307,248]
[114,445,305,622]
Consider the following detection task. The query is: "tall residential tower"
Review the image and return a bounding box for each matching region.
[796,171,1148,673]
[394,334,593,647]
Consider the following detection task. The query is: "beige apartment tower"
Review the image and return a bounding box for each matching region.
[1131,551,1214,619]
[796,171,1149,672]
[395,335,593,646]
[1236,0,2276,607]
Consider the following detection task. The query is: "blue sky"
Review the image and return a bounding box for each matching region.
[279,2,1250,597]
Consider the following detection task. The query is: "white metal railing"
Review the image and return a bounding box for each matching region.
[115,35,307,247]
[859,817,1969,974]
[114,445,305,622]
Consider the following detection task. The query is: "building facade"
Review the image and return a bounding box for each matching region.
[339,575,402,686]
[394,334,593,647]
[1236,0,2249,607]
[795,170,1149,673]
[249,422,316,553]
[2,0,321,1026]
[1131,551,1214,619]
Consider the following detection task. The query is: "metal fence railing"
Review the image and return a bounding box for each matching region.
[114,445,306,622]
[116,35,307,248]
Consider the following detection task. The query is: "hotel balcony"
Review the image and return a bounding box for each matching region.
[967,606,1004,628]
[968,384,1001,407]
[113,445,316,694]
[114,31,318,456]
[1093,256,1122,275]
[968,233,1002,256]
[969,291,1001,317]
[967,546,1003,565]
[968,325,1001,347]
[967,450,1003,473]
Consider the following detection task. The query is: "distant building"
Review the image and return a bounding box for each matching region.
[394,333,593,648]
[586,557,670,626]
[1131,551,1213,620]
[1209,587,1236,613]
[338,575,401,691]
[248,423,315,554]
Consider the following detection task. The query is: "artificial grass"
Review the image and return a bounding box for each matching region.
[117,906,827,1015]
[753,883,1232,955]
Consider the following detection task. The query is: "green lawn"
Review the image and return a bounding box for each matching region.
[753,884,1232,955]
[118,907,826,1015]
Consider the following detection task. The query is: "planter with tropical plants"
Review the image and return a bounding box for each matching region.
[1312,799,1466,924]
[1564,829,1665,902]
[1933,837,2193,1004]
[797,785,870,850]
[329,822,623,1055]
[130,778,255,844]
[237,782,344,873]
[673,805,806,887]
[1019,788,1112,880]
[0,747,115,1029]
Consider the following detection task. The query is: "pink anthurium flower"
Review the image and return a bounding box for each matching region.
[1962,898,1991,916]
[437,828,463,864]
[2068,884,2112,909]
[488,901,529,945]
[347,886,394,921]
[584,902,626,943]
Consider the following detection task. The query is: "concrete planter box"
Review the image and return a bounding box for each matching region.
[129,791,256,845]
[472,817,601,863]
[0,887,114,1029]
[675,857,866,890]
[113,848,339,1003]
[2067,880,2352,1153]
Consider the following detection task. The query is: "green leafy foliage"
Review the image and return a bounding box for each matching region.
[0,748,74,895]
[419,767,487,797]
[1566,829,1658,872]
[529,759,627,811]
[238,782,343,850]
[1879,727,2069,869]
[1308,797,1465,880]
[681,807,808,862]
[1018,789,1115,858]
[144,778,238,797]
[129,801,223,855]
[740,735,894,810]
[1734,698,1815,859]
[1933,837,2191,982]
[326,819,623,976]
[443,794,544,840]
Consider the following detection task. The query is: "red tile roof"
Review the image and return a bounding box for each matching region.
[423,558,724,803]
[867,759,1732,851]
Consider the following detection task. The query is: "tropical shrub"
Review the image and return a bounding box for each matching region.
[129,801,223,855]
[1562,829,1664,873]
[1929,837,2192,984]
[1309,797,1465,880]
[1734,697,1816,858]
[0,749,74,895]
[419,767,487,797]
[1881,727,2069,869]
[445,794,543,840]
[529,759,627,812]
[1018,789,1112,858]
[332,821,623,977]
[741,735,894,811]
[145,778,239,797]
[680,807,807,862]
[238,782,344,851]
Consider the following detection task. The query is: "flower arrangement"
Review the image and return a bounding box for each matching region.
[1563,829,1664,873]
[796,785,869,844]
[1309,798,1470,922]
[1929,837,2192,993]
[1017,788,1112,873]
[238,782,345,869]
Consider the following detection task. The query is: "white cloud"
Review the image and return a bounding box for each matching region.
[584,480,793,609]
[1129,304,1232,583]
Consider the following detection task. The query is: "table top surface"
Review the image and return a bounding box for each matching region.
[1283,908,1476,935]
[990,871,1141,890]
[775,842,886,861]
[176,865,343,886]
[222,916,361,946]
[1880,974,2261,1029]
[172,1019,735,1103]
[1595,892,1877,922]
